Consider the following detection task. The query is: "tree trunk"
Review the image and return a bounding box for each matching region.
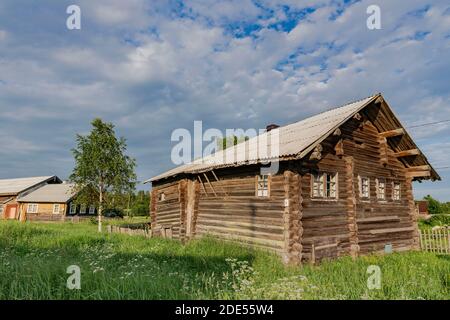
[98,186,103,233]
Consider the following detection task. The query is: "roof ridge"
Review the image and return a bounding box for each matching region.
[280,93,380,130]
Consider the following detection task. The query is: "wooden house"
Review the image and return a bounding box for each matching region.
[0,176,61,221]
[17,183,97,221]
[146,94,440,264]
[415,200,430,219]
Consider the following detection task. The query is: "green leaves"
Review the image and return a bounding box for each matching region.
[70,118,137,211]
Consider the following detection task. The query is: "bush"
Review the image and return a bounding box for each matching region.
[423,195,443,214]
[419,214,450,229]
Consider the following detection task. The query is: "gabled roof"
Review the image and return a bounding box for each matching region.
[0,176,60,196]
[147,93,440,182]
[17,183,76,203]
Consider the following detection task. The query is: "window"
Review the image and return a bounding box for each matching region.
[312,172,337,199]
[393,182,401,200]
[69,204,77,214]
[376,178,386,200]
[89,205,95,215]
[312,173,324,197]
[159,192,166,201]
[53,204,60,214]
[256,175,270,197]
[0,205,3,215]
[360,177,370,199]
[80,204,87,214]
[27,203,38,213]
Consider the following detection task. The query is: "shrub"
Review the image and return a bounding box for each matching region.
[423,195,443,214]
[419,214,450,229]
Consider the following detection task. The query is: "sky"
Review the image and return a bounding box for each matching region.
[0,0,449,200]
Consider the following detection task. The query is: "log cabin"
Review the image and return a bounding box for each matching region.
[0,176,61,221]
[16,183,97,221]
[146,94,440,264]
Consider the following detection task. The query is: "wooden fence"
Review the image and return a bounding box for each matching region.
[419,228,450,254]
[107,225,152,238]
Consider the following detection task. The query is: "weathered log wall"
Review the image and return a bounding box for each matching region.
[151,180,183,239]
[195,166,286,254]
[342,117,418,254]
[300,152,351,262]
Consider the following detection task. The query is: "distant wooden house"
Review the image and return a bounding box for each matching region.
[147,94,440,264]
[17,183,97,221]
[0,176,61,220]
[415,200,429,218]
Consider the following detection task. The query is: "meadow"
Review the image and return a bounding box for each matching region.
[0,220,448,300]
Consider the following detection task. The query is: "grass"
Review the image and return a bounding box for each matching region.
[0,221,449,300]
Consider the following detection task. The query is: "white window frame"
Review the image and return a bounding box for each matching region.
[80,204,87,214]
[89,205,95,215]
[69,203,77,214]
[376,178,386,200]
[359,176,370,199]
[393,182,401,201]
[312,172,338,199]
[159,192,166,202]
[256,175,270,197]
[53,203,61,214]
[27,203,38,214]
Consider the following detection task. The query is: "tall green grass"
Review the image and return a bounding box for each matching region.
[0,221,448,299]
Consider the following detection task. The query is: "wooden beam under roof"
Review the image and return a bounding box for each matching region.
[406,170,431,178]
[379,128,405,138]
[406,165,431,172]
[394,149,420,157]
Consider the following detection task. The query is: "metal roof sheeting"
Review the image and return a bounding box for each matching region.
[17,183,76,203]
[148,95,379,182]
[0,176,57,196]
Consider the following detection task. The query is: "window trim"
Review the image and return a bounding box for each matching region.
[311,172,338,200]
[89,205,95,215]
[255,174,271,198]
[27,203,38,214]
[52,203,60,214]
[80,204,87,214]
[359,176,370,200]
[392,181,401,201]
[69,203,77,214]
[376,178,386,201]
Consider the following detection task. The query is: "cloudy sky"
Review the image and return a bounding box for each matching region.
[0,0,449,200]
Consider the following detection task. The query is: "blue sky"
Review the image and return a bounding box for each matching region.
[0,0,449,200]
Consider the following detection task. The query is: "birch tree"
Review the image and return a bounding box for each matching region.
[70,118,136,232]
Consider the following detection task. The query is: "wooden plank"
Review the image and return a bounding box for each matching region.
[379,128,405,138]
[369,226,415,235]
[405,170,431,178]
[394,149,420,157]
[406,165,431,172]
[197,175,208,197]
[203,173,218,197]
[315,242,338,250]
[357,216,399,223]
[211,170,228,197]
